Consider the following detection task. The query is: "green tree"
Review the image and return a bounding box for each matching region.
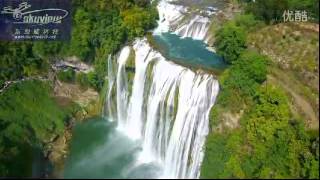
[32,41,68,59]
[234,14,264,32]
[76,72,91,88]
[216,50,267,110]
[215,22,247,64]
[202,86,319,179]
[245,0,319,23]
[57,68,76,83]
[236,50,268,83]
[121,6,158,40]
[0,81,67,177]
[246,0,289,24]
[69,8,93,61]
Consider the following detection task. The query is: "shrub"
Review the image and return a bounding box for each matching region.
[57,68,76,83]
[76,72,91,88]
[215,22,247,64]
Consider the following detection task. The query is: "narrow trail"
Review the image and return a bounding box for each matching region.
[268,75,318,129]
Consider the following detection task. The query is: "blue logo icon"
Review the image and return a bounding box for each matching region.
[0,0,71,41]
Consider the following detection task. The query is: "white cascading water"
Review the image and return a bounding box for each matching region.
[106,54,115,121]
[105,38,219,179]
[154,0,215,42]
[175,15,211,41]
[103,0,221,178]
[124,42,163,140]
[116,46,130,130]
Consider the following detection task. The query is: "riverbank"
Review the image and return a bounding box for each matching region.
[0,69,101,178]
[48,79,102,178]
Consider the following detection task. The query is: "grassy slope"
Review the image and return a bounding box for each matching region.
[202,3,319,178]
[247,22,319,129]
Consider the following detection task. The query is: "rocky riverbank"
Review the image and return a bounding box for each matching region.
[34,64,101,178]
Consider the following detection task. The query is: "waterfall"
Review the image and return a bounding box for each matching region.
[154,0,215,42]
[105,39,219,178]
[103,0,221,178]
[174,15,211,41]
[116,47,130,130]
[106,55,115,121]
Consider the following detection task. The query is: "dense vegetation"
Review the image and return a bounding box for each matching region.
[0,42,49,87]
[217,50,268,110]
[0,0,318,178]
[202,1,319,178]
[0,0,158,177]
[215,22,247,64]
[0,81,75,177]
[203,84,319,178]
[0,0,158,91]
[243,0,319,23]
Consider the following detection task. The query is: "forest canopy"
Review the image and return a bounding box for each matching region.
[0,0,158,91]
[203,1,319,177]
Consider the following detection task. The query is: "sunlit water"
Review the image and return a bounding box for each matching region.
[64,118,163,179]
[63,35,223,178]
[63,0,224,177]
[153,33,227,70]
[63,38,221,179]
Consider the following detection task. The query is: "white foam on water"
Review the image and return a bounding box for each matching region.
[154,0,213,42]
[106,38,219,178]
